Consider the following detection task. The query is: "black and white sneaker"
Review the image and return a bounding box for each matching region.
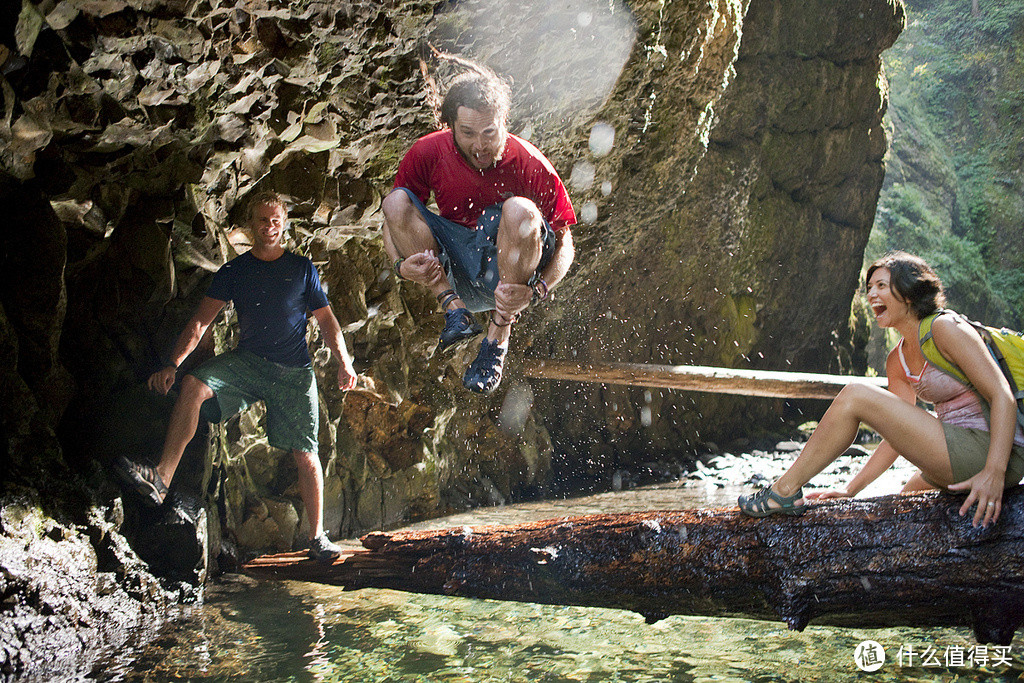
[307,532,342,563]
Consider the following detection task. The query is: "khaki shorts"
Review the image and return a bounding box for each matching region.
[938,421,1024,486]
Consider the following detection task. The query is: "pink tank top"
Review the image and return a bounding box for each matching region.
[896,338,1024,447]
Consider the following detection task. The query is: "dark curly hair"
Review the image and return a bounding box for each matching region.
[433,53,511,129]
[865,251,946,318]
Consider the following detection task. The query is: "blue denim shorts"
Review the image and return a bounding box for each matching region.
[395,187,556,313]
[190,349,319,454]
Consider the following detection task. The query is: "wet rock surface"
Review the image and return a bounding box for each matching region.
[0,487,188,682]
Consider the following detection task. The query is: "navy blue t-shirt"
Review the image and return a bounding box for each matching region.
[206,251,330,367]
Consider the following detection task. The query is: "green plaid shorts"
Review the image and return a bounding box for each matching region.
[190,349,319,454]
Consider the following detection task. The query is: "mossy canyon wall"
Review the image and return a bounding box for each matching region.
[0,0,903,675]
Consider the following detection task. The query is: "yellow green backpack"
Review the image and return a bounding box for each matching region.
[918,310,1024,430]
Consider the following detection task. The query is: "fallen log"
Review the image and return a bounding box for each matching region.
[522,359,888,399]
[243,487,1024,644]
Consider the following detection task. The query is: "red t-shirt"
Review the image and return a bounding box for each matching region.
[393,130,576,232]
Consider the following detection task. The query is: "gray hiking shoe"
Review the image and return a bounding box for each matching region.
[113,455,167,507]
[308,532,342,563]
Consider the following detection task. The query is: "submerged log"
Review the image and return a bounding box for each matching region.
[244,487,1024,644]
[522,359,888,399]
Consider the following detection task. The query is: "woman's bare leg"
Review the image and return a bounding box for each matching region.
[771,384,954,504]
[901,471,937,493]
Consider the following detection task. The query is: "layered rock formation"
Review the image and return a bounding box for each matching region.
[538,0,904,470]
[0,0,903,676]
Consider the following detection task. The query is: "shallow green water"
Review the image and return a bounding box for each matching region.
[94,477,1024,682]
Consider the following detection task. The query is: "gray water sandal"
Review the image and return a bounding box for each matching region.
[738,485,806,518]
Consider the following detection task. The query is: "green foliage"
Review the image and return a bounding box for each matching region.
[992,269,1024,326]
[872,183,945,254]
[870,0,1024,329]
[975,3,1024,39]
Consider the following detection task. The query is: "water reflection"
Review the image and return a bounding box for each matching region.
[94,480,1024,682]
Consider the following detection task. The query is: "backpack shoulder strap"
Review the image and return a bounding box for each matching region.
[918,309,970,385]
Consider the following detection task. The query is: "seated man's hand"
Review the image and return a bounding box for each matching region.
[148,366,178,396]
[400,250,444,287]
[493,283,532,322]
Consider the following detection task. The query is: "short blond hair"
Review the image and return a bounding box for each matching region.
[245,191,288,222]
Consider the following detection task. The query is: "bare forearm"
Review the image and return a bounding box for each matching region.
[539,230,574,291]
[168,321,208,367]
[314,307,353,364]
[324,326,353,366]
[845,440,899,496]
[983,394,1017,474]
[163,297,225,368]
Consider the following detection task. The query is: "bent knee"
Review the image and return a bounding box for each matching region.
[382,188,405,211]
[382,189,415,221]
[500,197,542,239]
[179,374,214,402]
[834,382,888,410]
[501,196,540,225]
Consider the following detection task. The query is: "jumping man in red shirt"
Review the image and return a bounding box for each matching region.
[382,63,576,395]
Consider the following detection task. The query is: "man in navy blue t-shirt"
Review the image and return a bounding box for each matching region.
[115,191,357,562]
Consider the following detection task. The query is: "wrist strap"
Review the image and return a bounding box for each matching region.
[394,257,406,280]
[491,312,516,327]
[527,270,548,302]
[436,289,458,310]
[531,277,548,301]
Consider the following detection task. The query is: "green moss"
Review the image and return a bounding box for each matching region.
[717,293,759,367]
[364,136,414,181]
[317,41,345,72]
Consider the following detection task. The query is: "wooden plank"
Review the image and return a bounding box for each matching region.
[522,359,887,399]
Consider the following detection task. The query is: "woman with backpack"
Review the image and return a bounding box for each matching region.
[738,250,1024,528]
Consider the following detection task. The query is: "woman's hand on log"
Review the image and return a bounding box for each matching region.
[804,489,852,501]
[948,467,1004,527]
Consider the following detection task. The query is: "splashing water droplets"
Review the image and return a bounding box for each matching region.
[588,122,615,157]
[497,383,535,434]
[570,161,596,191]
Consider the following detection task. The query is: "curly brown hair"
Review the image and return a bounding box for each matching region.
[865,251,947,318]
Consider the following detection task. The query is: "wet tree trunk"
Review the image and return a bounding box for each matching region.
[244,487,1024,644]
